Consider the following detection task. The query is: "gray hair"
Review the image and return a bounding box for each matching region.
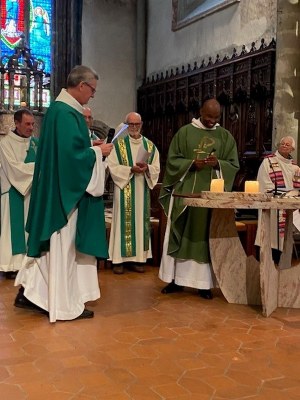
[67,65,99,88]
[125,112,142,123]
[278,136,296,150]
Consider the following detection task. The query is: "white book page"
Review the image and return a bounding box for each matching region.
[136,146,151,163]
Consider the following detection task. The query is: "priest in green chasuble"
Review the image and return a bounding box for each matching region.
[0,109,37,279]
[159,98,239,299]
[14,66,114,322]
[107,112,160,274]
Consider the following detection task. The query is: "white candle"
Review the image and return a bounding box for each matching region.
[244,181,260,193]
[210,178,224,192]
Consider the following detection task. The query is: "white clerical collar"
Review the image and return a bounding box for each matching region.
[191,118,219,130]
[275,150,293,164]
[9,130,31,142]
[129,134,143,143]
[55,88,83,114]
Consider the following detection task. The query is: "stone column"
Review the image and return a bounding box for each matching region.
[273,0,300,160]
[0,114,14,136]
[136,0,147,89]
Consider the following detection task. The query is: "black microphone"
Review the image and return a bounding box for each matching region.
[263,146,278,196]
[106,128,115,144]
[102,128,115,161]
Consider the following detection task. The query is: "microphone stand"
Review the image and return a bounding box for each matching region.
[266,155,280,253]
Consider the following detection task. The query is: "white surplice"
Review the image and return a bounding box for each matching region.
[255,151,300,251]
[0,132,35,272]
[158,195,215,290]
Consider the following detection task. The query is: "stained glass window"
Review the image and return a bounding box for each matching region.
[29,0,52,73]
[0,0,52,108]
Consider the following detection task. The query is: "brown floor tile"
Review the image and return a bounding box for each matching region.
[0,267,300,399]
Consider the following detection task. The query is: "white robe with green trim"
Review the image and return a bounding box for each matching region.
[0,132,35,272]
[107,135,160,264]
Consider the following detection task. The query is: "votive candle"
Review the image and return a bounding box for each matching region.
[210,178,224,192]
[244,181,260,193]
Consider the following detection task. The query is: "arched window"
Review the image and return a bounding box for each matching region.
[0,0,52,108]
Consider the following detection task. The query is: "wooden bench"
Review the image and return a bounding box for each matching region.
[237,219,258,257]
[99,203,258,269]
[98,214,162,269]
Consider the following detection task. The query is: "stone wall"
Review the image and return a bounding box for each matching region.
[81,0,137,128]
[147,0,277,77]
[272,0,300,160]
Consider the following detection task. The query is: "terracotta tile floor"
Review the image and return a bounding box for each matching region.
[1,266,300,400]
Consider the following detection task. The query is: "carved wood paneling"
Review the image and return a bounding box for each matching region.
[137,39,276,187]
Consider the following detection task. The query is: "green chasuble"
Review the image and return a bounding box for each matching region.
[26,101,108,258]
[159,124,239,263]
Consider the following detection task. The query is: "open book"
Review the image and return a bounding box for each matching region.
[136,145,151,163]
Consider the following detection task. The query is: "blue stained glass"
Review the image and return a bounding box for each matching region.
[29,0,52,73]
[0,0,52,108]
[0,0,26,58]
[1,0,52,72]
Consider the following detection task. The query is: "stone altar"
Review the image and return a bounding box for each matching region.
[177,191,300,317]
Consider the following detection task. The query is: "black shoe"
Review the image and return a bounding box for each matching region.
[161,281,184,294]
[5,271,18,280]
[130,264,145,273]
[113,264,124,274]
[14,288,48,314]
[198,289,213,300]
[74,309,94,320]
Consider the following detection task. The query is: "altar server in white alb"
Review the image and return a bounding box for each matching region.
[255,136,300,259]
[0,109,37,279]
[107,112,160,274]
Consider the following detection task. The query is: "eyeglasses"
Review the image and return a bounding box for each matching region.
[83,81,96,95]
[280,142,293,147]
[127,123,142,128]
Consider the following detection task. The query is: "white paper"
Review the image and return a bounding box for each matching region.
[110,123,128,143]
[136,146,151,163]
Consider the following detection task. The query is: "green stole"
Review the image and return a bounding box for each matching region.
[9,137,38,255]
[114,136,154,257]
